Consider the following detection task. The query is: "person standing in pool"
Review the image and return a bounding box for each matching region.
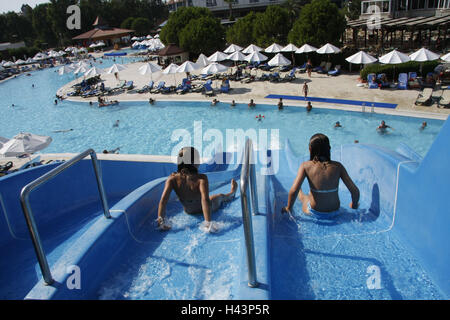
[420,121,427,130]
[278,98,283,110]
[282,133,360,217]
[306,101,312,112]
[157,147,238,232]
[377,120,394,134]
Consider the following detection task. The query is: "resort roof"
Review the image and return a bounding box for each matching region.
[158,44,186,56]
[347,13,450,29]
[72,27,134,41]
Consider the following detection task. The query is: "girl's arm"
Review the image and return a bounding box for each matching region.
[282,163,307,213]
[157,177,174,230]
[199,177,212,223]
[340,164,360,209]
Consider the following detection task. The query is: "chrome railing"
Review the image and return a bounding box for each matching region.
[240,139,258,288]
[20,149,110,285]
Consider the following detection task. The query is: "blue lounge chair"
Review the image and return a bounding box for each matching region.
[203,80,214,96]
[368,73,378,89]
[220,79,230,93]
[328,65,341,76]
[397,73,408,90]
[283,68,296,81]
[151,81,165,93]
[137,80,154,93]
[269,72,281,82]
[176,78,191,94]
[124,81,134,90]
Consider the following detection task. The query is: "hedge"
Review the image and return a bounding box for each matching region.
[360,60,441,81]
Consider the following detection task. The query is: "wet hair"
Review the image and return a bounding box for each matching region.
[177,147,200,175]
[309,133,331,162]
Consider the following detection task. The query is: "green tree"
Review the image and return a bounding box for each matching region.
[288,0,346,47]
[32,4,56,47]
[342,0,362,20]
[225,11,258,47]
[160,6,212,46]
[281,0,309,24]
[252,6,291,47]
[131,17,152,36]
[179,15,225,56]
[121,17,135,30]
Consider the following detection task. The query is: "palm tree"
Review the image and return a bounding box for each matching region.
[282,0,308,25]
[224,0,235,21]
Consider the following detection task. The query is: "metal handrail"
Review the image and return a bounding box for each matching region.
[20,149,110,285]
[240,139,258,288]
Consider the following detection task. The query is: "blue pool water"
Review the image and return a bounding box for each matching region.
[0,65,444,157]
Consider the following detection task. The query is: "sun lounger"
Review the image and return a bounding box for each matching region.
[415,88,433,106]
[283,68,297,81]
[151,81,165,94]
[124,81,134,91]
[438,89,450,108]
[297,62,307,73]
[203,80,214,96]
[368,73,378,89]
[137,80,154,93]
[313,61,326,72]
[220,79,230,93]
[328,65,341,76]
[269,72,281,82]
[397,73,408,90]
[432,88,443,103]
[111,80,126,92]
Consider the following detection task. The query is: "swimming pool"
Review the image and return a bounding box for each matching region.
[0,65,444,158]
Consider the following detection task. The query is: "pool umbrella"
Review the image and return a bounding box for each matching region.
[379,49,410,81]
[0,137,8,149]
[138,62,162,81]
[3,61,14,67]
[0,133,52,157]
[281,43,299,64]
[84,67,104,78]
[73,66,88,75]
[242,44,263,54]
[201,62,229,75]
[295,44,318,62]
[316,43,341,54]
[0,66,4,72]
[15,59,26,65]
[89,43,98,48]
[268,53,291,67]
[440,52,450,62]
[176,61,201,79]
[26,58,36,64]
[409,48,440,75]
[227,51,247,62]
[223,44,243,54]
[107,63,127,74]
[152,38,165,50]
[162,63,180,85]
[264,43,283,54]
[245,51,268,63]
[58,65,74,75]
[208,51,228,62]
[196,53,210,67]
[345,50,377,71]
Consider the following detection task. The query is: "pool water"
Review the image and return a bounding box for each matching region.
[0,62,444,158]
[96,183,243,300]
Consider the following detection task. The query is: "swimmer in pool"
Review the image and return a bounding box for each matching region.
[278,98,283,110]
[156,147,238,232]
[420,121,427,130]
[282,133,360,217]
[376,120,394,134]
[211,98,219,106]
[53,129,74,133]
[248,99,256,108]
[231,100,236,107]
[334,121,342,128]
[113,120,120,127]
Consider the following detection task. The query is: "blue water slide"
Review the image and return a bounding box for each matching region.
[0,151,237,299]
[266,133,447,299]
[23,150,269,299]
